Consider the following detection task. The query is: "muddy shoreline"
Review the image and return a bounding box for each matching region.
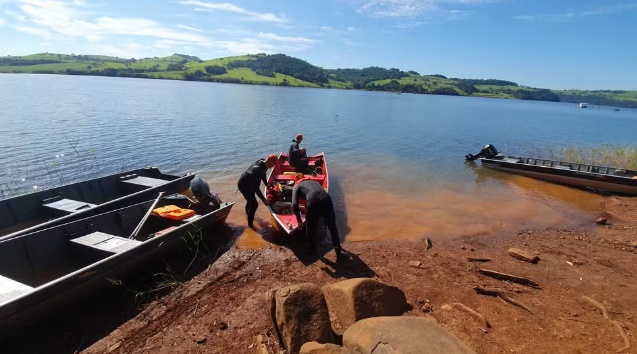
[4,196,637,354]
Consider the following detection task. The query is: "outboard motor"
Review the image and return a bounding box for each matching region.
[465,144,499,161]
[482,144,498,159]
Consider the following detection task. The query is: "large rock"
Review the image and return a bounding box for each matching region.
[507,248,539,264]
[321,278,407,334]
[270,283,334,354]
[300,342,357,354]
[343,316,476,354]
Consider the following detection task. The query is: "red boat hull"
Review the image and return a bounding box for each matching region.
[265,152,328,234]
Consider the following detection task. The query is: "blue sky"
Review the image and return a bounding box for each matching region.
[0,0,636,90]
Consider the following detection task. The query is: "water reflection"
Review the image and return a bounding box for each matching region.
[465,161,603,213]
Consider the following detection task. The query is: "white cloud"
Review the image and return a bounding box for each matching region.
[95,17,212,44]
[257,32,316,44]
[8,0,214,45]
[3,10,27,22]
[513,4,637,22]
[216,39,275,54]
[15,25,52,39]
[357,0,497,17]
[175,24,204,32]
[0,18,5,26]
[176,0,286,23]
[2,0,317,58]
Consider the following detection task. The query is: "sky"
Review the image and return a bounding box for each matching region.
[0,0,636,90]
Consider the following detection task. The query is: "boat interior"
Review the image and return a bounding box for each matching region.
[271,154,326,187]
[0,171,177,236]
[493,156,637,178]
[0,196,209,303]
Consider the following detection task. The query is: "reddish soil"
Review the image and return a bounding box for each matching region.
[5,196,637,354]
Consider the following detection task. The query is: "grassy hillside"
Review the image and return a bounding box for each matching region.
[1,52,635,107]
[554,90,637,108]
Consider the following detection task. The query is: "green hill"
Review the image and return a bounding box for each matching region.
[1,52,634,107]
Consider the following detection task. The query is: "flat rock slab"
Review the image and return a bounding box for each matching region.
[271,283,334,354]
[507,248,540,264]
[321,278,408,334]
[300,342,357,354]
[343,316,476,354]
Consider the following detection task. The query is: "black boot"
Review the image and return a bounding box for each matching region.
[335,247,350,262]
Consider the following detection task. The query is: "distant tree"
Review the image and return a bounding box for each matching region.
[431,87,459,96]
[204,65,227,75]
[166,62,185,71]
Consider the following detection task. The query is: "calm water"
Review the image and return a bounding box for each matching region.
[2,74,637,247]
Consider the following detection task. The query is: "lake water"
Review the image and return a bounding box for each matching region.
[2,74,636,248]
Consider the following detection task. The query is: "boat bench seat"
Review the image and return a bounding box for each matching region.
[0,274,34,304]
[119,175,169,188]
[70,231,142,254]
[281,160,316,168]
[275,174,325,183]
[42,198,96,214]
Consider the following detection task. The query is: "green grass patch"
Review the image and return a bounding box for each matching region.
[0,62,93,73]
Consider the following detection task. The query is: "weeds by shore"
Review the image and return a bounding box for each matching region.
[550,144,637,169]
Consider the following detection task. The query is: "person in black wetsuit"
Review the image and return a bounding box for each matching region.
[292,179,349,261]
[288,133,310,173]
[238,154,277,228]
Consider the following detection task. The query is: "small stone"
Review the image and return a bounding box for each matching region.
[408,261,422,268]
[630,241,637,248]
[595,217,607,225]
[196,336,208,344]
[460,246,466,250]
[219,322,228,330]
[420,302,433,313]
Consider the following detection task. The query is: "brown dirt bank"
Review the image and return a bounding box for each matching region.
[6,196,637,354]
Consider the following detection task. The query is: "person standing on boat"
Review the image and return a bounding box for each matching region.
[289,133,310,173]
[292,179,349,261]
[238,154,278,228]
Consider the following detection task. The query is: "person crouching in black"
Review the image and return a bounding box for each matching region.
[238,154,277,228]
[292,179,349,261]
[289,133,310,173]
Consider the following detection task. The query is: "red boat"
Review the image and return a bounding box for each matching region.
[264,152,328,234]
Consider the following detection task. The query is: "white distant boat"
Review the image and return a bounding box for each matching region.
[578,103,589,108]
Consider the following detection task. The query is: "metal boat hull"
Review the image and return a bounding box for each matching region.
[0,167,194,241]
[0,197,233,334]
[480,156,637,195]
